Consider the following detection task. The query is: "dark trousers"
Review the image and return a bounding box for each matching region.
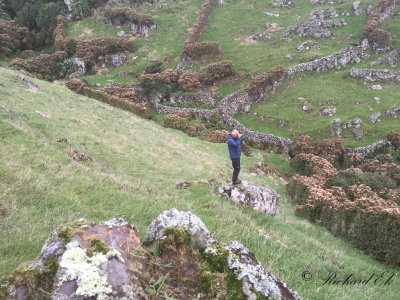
[231,157,240,182]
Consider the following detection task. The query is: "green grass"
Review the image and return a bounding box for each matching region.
[236,67,400,147]
[1,67,399,299]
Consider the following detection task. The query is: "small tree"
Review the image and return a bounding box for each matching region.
[65,39,77,57]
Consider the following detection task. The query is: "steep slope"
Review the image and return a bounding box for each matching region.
[0,67,398,299]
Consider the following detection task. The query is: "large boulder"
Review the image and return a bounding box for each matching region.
[0,211,301,300]
[218,180,279,216]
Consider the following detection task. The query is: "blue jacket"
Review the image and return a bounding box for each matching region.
[227,134,242,159]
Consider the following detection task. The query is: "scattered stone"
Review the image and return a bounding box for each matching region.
[368,84,382,90]
[330,118,342,136]
[278,120,287,128]
[252,32,271,42]
[326,98,335,105]
[272,0,293,8]
[117,31,127,38]
[287,54,293,60]
[36,111,50,118]
[110,52,128,68]
[132,56,139,60]
[297,40,320,51]
[281,37,292,42]
[283,19,347,39]
[1,105,9,113]
[386,106,400,118]
[346,118,363,128]
[353,1,368,15]
[175,180,191,189]
[302,105,310,111]
[374,97,381,103]
[369,112,381,123]
[20,76,39,91]
[218,180,279,216]
[352,129,363,140]
[310,7,338,20]
[320,107,336,116]
[264,11,280,18]
[217,0,227,6]
[346,33,353,40]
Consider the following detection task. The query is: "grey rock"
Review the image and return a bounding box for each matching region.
[175,180,191,189]
[64,0,78,11]
[264,11,280,18]
[346,118,362,128]
[386,106,400,118]
[369,112,381,123]
[217,0,226,6]
[320,107,336,117]
[351,68,400,83]
[283,19,347,39]
[353,1,367,15]
[110,52,127,68]
[225,241,300,300]
[69,58,86,79]
[144,208,216,247]
[346,33,353,40]
[297,40,320,51]
[130,23,157,37]
[352,129,363,140]
[302,105,310,111]
[272,0,293,8]
[368,84,383,90]
[117,31,127,38]
[218,180,279,216]
[371,49,400,67]
[330,118,342,136]
[252,32,271,42]
[374,97,381,103]
[20,76,39,91]
[281,37,293,42]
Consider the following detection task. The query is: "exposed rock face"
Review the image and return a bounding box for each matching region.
[64,0,78,11]
[0,213,302,300]
[69,58,86,79]
[286,48,370,75]
[283,19,346,39]
[218,180,279,216]
[371,49,400,67]
[144,208,217,247]
[110,52,128,68]
[386,106,400,118]
[253,32,271,42]
[330,118,342,136]
[350,68,400,82]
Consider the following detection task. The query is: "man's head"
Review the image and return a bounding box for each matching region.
[232,129,239,138]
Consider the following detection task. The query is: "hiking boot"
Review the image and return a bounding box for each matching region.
[232,179,242,185]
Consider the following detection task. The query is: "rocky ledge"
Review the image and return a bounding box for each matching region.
[0,209,299,299]
[218,180,280,216]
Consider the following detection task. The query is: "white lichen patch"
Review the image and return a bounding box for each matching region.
[58,244,124,299]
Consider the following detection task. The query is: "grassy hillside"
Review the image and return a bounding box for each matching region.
[0,67,399,299]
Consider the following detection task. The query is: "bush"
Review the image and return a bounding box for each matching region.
[178,71,201,91]
[248,65,285,95]
[60,58,76,76]
[15,2,38,30]
[0,8,11,21]
[71,0,91,20]
[145,61,164,74]
[289,156,312,176]
[198,61,236,85]
[36,2,66,31]
[65,39,77,57]
[107,43,118,54]
[163,112,191,133]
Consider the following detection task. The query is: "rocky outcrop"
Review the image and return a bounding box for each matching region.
[297,40,320,51]
[369,112,381,123]
[110,52,128,68]
[282,19,347,39]
[253,32,271,42]
[330,118,342,136]
[386,106,400,118]
[371,48,400,67]
[353,1,370,15]
[272,0,293,8]
[350,68,400,82]
[286,48,370,75]
[218,181,279,216]
[0,212,301,299]
[310,7,338,20]
[69,58,86,79]
[64,0,78,11]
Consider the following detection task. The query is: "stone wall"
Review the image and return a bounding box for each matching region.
[152,103,219,120]
[285,47,370,75]
[164,92,219,107]
[349,68,400,82]
[223,117,294,148]
[345,138,393,155]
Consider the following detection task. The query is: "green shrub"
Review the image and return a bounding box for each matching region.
[36,2,66,31]
[289,156,312,176]
[0,8,11,20]
[145,61,164,74]
[15,3,38,30]
[286,179,310,205]
[65,39,77,57]
[60,58,76,75]
[107,44,118,54]
[71,0,91,20]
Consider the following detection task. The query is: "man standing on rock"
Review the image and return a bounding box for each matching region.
[227,129,242,184]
